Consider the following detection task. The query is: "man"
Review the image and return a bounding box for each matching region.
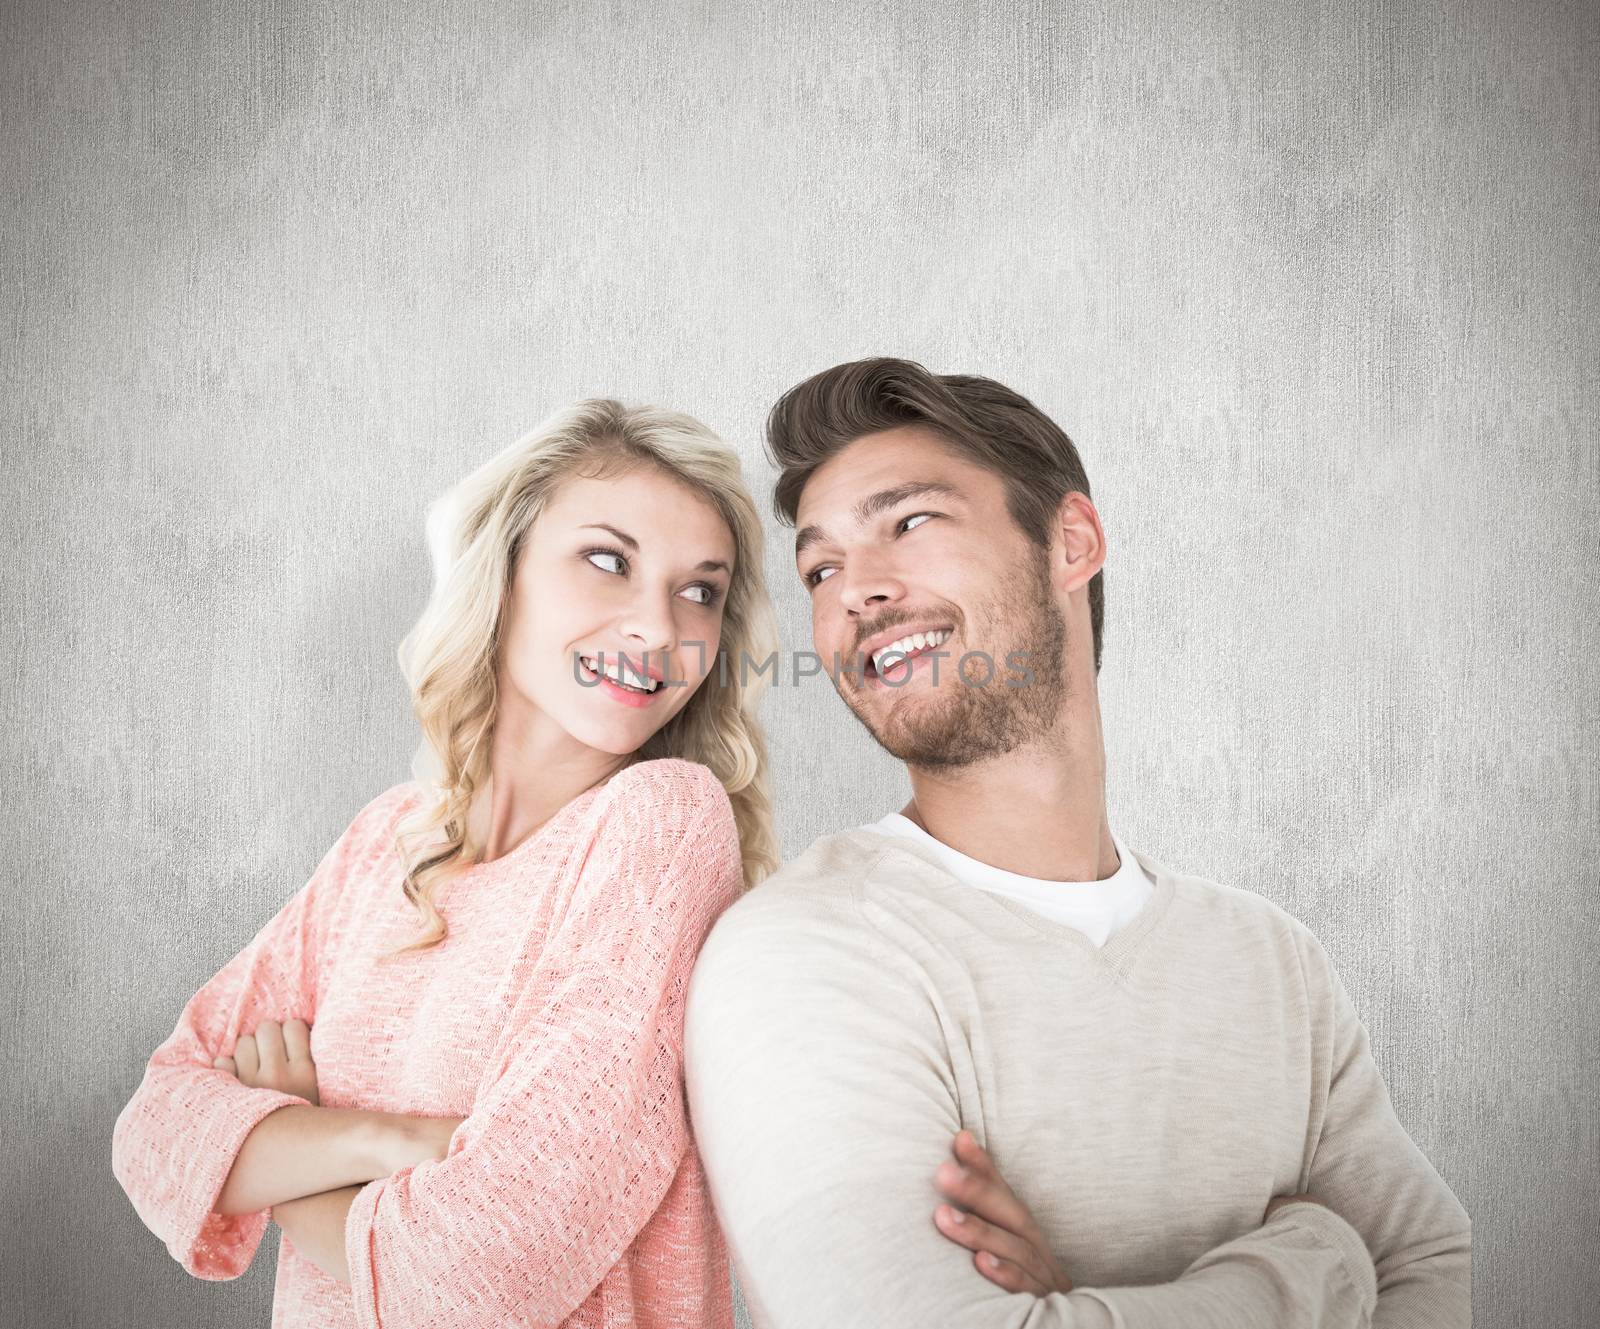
[682,357,1471,1328]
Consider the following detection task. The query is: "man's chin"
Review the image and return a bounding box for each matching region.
[848,689,974,767]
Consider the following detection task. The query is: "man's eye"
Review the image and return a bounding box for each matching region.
[586,550,627,575]
[800,515,936,588]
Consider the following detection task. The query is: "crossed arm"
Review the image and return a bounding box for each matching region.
[928,1127,1332,1297]
[683,893,1472,1329]
[206,1016,463,1284]
[219,1018,1227,1296]
[220,1019,1342,1301]
[111,771,746,1326]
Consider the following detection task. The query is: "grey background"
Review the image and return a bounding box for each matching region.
[4,0,1595,1325]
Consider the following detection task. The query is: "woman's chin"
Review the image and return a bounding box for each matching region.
[564,716,668,759]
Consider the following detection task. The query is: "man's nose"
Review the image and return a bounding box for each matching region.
[835,550,908,616]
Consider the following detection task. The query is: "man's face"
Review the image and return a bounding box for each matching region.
[792,425,1070,768]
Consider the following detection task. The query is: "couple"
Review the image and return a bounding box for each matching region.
[112,357,1471,1328]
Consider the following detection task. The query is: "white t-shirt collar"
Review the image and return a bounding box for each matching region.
[854,812,1153,947]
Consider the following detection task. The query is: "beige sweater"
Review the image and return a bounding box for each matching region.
[684,827,1471,1328]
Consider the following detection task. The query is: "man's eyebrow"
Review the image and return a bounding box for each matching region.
[579,523,729,575]
[793,481,963,561]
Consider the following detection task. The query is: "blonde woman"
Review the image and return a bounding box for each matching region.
[111,400,780,1328]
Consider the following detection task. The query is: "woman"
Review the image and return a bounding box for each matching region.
[111,399,780,1328]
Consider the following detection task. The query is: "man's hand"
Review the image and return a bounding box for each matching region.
[932,1129,1075,1295]
[215,1017,321,1105]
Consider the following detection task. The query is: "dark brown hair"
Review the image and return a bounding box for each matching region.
[765,356,1105,674]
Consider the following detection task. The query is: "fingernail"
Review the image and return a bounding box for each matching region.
[948,1207,965,1224]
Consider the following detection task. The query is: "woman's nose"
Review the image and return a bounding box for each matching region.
[619,600,678,658]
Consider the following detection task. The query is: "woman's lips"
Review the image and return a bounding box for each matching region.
[579,655,666,709]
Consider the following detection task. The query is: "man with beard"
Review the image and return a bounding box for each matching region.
[683,358,1471,1328]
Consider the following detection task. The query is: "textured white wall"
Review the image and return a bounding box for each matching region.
[5,0,1595,1324]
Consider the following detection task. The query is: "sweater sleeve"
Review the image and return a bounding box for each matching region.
[110,786,401,1280]
[1061,932,1473,1329]
[342,761,743,1329]
[685,883,1398,1329]
[1285,931,1474,1328]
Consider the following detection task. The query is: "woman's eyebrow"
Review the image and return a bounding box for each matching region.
[579,523,729,575]
[580,522,639,550]
[794,480,962,561]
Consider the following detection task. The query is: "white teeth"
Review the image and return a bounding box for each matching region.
[871,629,951,675]
[581,655,659,693]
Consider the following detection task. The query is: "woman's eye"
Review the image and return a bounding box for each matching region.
[681,584,721,607]
[586,550,626,575]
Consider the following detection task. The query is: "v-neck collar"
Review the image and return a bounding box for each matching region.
[838,827,1179,972]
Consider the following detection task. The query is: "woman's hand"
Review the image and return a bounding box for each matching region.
[213,1018,464,1177]
[933,1129,1075,1295]
[214,1017,320,1106]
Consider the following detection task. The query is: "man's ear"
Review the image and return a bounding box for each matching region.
[1048,490,1107,596]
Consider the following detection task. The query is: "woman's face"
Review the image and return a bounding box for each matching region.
[496,465,738,759]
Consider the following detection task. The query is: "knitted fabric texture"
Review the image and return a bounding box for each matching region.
[112,757,743,1329]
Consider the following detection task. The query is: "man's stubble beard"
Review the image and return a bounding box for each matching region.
[840,555,1069,770]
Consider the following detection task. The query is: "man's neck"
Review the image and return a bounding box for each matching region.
[899,706,1118,884]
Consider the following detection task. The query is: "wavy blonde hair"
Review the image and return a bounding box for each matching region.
[382,399,781,956]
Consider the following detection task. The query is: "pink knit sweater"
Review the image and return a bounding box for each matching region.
[111,757,744,1329]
